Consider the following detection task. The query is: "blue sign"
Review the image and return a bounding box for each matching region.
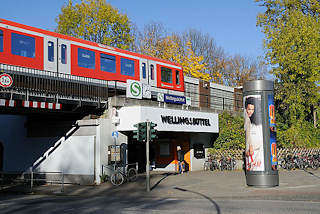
[112,131,119,138]
[164,94,186,105]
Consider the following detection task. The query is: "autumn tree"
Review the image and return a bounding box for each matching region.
[135,22,168,57]
[257,0,320,147]
[56,0,134,49]
[222,55,266,87]
[181,28,266,86]
[157,36,211,81]
[136,22,210,81]
[182,29,224,83]
[178,41,210,81]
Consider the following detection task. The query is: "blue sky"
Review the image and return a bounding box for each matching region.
[1,0,265,59]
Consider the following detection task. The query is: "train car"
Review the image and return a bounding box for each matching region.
[0,19,184,93]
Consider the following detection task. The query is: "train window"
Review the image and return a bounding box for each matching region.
[11,33,35,58]
[150,64,154,80]
[0,30,3,52]
[142,63,146,79]
[61,44,67,64]
[120,58,135,77]
[161,67,172,83]
[176,70,180,85]
[100,53,116,73]
[78,48,95,69]
[48,41,54,62]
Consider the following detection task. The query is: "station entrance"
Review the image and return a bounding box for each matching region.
[127,132,191,173]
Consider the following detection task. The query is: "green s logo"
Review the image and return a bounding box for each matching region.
[130,82,141,97]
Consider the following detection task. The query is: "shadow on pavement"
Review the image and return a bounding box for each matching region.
[174,187,221,214]
[151,172,176,191]
[303,169,320,179]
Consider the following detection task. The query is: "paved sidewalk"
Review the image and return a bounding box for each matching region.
[1,170,320,202]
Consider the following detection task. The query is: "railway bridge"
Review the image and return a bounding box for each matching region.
[0,63,243,185]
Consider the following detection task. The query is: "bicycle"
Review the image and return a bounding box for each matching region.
[103,163,138,186]
[203,160,212,171]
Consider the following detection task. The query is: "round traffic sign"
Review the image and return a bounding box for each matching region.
[112,131,119,138]
[0,73,13,88]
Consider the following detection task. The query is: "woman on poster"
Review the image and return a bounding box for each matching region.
[244,96,264,171]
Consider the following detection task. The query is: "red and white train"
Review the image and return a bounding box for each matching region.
[0,19,184,93]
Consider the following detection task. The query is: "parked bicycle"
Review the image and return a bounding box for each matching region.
[102,163,138,186]
[219,155,236,171]
[203,154,219,171]
[204,154,236,171]
[279,152,320,171]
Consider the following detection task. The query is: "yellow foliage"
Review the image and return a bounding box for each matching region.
[56,0,134,49]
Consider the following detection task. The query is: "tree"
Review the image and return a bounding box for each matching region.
[137,22,266,84]
[136,22,210,81]
[56,0,134,49]
[256,0,320,147]
[222,55,265,87]
[181,28,266,86]
[178,41,211,81]
[182,29,224,83]
[135,22,168,56]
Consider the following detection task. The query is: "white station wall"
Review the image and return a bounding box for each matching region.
[36,136,95,175]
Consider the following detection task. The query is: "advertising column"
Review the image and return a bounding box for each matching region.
[243,80,279,187]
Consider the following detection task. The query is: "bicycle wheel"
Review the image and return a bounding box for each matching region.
[111,172,124,186]
[127,168,138,182]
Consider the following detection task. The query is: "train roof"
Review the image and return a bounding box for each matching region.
[0,18,182,68]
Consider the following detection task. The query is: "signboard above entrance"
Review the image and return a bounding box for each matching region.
[117,106,219,133]
[164,94,186,105]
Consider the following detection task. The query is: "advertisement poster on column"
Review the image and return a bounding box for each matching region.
[244,95,264,171]
[268,94,278,170]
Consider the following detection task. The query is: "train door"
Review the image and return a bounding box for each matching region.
[148,60,157,87]
[140,59,148,85]
[57,39,71,74]
[44,36,57,72]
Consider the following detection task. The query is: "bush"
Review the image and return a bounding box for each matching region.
[277,120,320,148]
[213,112,245,150]
[214,111,319,150]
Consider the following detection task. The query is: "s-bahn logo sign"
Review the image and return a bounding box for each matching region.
[127,80,142,99]
[0,73,13,88]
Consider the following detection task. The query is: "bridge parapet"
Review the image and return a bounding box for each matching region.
[0,63,125,114]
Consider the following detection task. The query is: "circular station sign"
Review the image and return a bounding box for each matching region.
[0,73,13,88]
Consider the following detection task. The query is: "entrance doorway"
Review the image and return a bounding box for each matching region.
[127,132,191,172]
[127,140,157,173]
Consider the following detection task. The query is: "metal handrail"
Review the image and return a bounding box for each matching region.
[0,170,64,193]
[28,169,64,193]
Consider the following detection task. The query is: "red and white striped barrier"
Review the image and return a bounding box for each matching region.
[0,99,16,107]
[0,99,62,110]
[22,101,61,110]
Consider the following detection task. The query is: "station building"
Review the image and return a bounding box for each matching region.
[0,75,242,185]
